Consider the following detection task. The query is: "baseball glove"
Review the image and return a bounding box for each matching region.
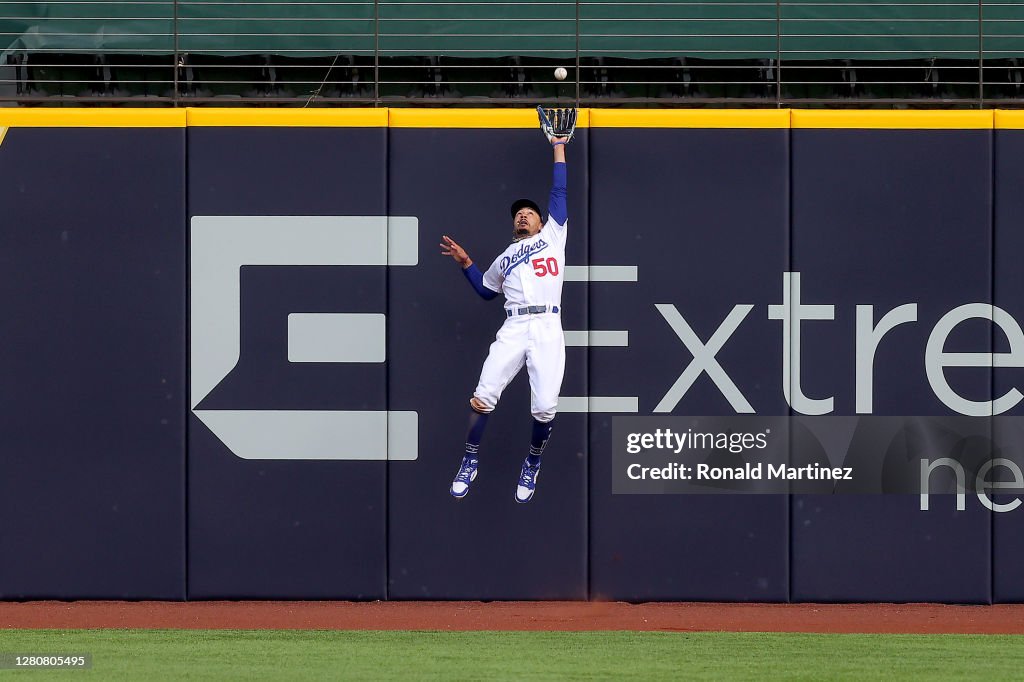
[537,106,577,144]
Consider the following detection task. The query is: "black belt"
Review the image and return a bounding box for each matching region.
[506,305,560,318]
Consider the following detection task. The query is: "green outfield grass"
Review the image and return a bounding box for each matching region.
[0,630,1021,680]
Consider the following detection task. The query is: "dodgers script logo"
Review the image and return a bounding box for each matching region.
[501,238,549,276]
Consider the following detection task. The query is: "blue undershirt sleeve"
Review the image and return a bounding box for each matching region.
[463,263,500,300]
[548,161,567,225]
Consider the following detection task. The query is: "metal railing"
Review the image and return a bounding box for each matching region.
[1,0,1022,106]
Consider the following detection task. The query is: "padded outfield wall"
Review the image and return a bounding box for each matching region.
[0,108,1022,602]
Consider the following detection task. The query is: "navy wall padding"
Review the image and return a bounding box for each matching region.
[993,128,1024,603]
[587,128,791,601]
[385,129,589,599]
[789,130,992,603]
[186,128,388,599]
[0,128,187,599]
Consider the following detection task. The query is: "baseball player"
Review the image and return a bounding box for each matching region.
[440,119,572,503]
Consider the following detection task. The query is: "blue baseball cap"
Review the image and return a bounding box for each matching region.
[510,198,542,219]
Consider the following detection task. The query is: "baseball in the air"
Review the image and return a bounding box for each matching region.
[554,67,568,81]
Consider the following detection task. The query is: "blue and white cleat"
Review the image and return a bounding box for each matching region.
[515,460,541,503]
[450,456,479,498]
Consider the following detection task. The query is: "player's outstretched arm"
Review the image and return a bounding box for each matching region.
[441,235,499,301]
[548,138,568,226]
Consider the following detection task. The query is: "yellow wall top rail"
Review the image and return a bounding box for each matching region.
[0,108,1020,129]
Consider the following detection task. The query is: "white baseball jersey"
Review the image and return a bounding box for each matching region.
[482,216,567,309]
[473,216,568,423]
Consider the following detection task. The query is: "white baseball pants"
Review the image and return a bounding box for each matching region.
[473,312,565,422]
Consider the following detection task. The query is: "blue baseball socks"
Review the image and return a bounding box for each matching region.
[465,410,489,461]
[450,410,489,498]
[527,418,553,466]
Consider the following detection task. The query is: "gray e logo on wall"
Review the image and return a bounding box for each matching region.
[190,215,419,461]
